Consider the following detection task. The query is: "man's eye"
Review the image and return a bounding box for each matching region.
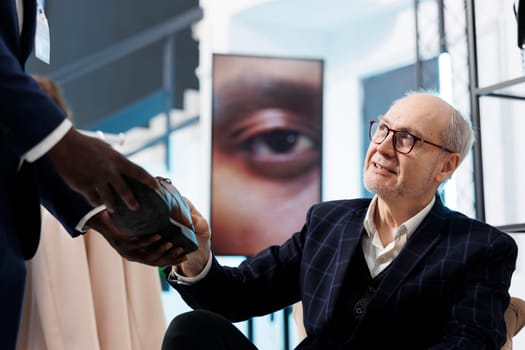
[237,128,320,180]
[213,108,321,180]
[396,132,411,141]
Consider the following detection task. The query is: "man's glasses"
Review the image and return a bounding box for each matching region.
[368,120,454,154]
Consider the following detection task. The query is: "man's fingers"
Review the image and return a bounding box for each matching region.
[131,234,163,249]
[95,185,115,213]
[142,241,174,262]
[148,246,187,266]
[109,162,158,211]
[126,243,185,266]
[123,162,158,191]
[85,189,102,208]
[110,175,138,211]
[121,241,188,266]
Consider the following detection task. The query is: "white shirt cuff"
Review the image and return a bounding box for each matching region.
[168,251,213,285]
[75,205,106,233]
[23,119,72,162]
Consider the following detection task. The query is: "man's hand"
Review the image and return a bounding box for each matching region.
[174,198,212,277]
[48,127,158,212]
[87,210,187,266]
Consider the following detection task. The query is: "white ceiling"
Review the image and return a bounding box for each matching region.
[233,0,415,32]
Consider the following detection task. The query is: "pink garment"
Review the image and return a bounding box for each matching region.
[17,209,166,350]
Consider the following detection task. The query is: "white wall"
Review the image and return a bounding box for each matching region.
[197,0,418,204]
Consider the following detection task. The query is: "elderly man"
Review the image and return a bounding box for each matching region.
[162,93,517,349]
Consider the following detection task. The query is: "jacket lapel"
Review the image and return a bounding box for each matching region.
[369,196,448,310]
[323,206,368,319]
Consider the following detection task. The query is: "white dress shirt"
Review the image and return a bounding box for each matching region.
[362,195,435,277]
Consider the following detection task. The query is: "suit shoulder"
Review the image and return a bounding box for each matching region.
[446,209,517,247]
[309,198,371,217]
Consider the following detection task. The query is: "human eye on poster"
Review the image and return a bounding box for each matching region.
[211,53,324,256]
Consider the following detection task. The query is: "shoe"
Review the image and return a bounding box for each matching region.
[109,175,198,254]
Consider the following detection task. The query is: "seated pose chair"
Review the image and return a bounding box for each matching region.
[502,297,525,350]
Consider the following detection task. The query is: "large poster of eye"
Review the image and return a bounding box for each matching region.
[211,53,323,256]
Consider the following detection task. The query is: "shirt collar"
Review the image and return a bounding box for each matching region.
[363,196,379,238]
[363,195,436,240]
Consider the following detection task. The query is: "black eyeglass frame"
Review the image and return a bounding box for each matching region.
[368,120,455,154]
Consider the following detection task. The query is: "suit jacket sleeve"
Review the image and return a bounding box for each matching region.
[34,155,94,237]
[167,200,362,326]
[430,228,517,349]
[168,221,308,322]
[0,12,68,159]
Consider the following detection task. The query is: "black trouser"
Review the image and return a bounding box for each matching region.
[162,310,258,350]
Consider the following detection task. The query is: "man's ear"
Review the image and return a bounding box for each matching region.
[436,152,460,183]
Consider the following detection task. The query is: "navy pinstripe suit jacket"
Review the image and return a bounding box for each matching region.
[173,196,517,349]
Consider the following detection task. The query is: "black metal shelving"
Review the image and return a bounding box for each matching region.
[466,0,525,232]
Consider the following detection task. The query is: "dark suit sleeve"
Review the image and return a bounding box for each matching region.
[168,225,306,322]
[0,2,90,236]
[430,231,517,350]
[0,25,68,158]
[167,200,356,324]
[34,155,94,237]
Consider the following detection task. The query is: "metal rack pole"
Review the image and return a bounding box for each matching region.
[465,0,486,221]
[414,0,423,89]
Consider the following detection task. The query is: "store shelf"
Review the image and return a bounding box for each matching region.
[476,75,525,99]
[467,0,525,229]
[497,223,525,233]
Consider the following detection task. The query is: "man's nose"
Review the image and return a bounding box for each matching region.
[376,132,396,155]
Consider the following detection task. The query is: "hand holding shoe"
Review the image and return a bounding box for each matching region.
[87,210,188,267]
[108,176,198,255]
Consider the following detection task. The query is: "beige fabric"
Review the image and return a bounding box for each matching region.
[293,297,525,349]
[502,297,525,350]
[292,302,307,341]
[17,209,166,350]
